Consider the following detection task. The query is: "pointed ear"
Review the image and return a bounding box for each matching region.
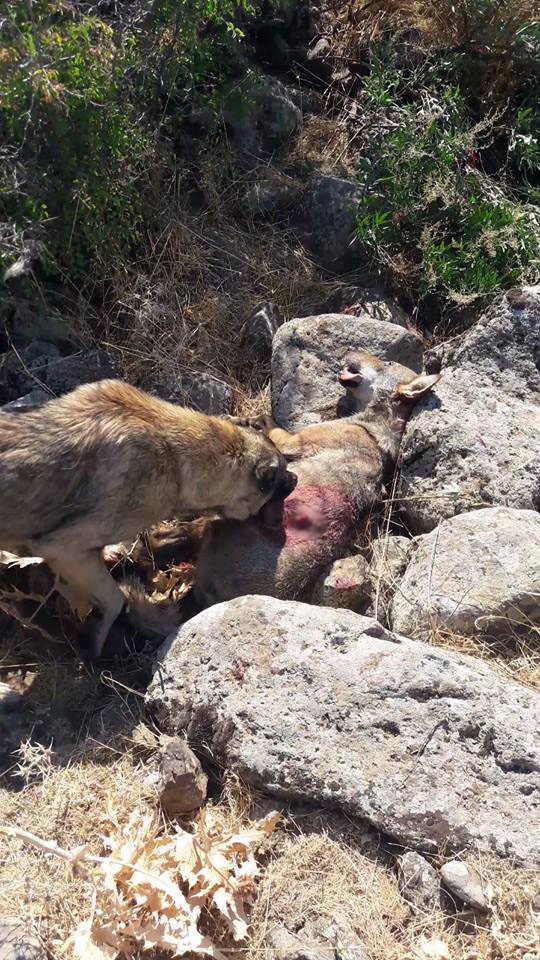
[394,372,441,399]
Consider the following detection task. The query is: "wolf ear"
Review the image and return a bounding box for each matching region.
[394,372,441,399]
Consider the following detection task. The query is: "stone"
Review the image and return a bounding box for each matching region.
[390,508,540,644]
[266,927,333,960]
[157,737,208,815]
[0,341,60,403]
[448,285,540,396]
[0,919,45,960]
[147,596,540,865]
[271,313,423,430]
[256,918,370,960]
[0,682,22,713]
[284,85,322,118]
[307,36,332,63]
[399,368,540,533]
[1,388,48,412]
[296,175,363,270]
[243,302,284,362]
[369,535,411,584]
[43,350,116,397]
[7,301,77,350]
[224,78,302,167]
[244,178,301,220]
[308,286,409,328]
[0,346,115,403]
[397,852,442,912]
[311,555,370,612]
[399,286,540,532]
[440,861,489,911]
[155,370,232,415]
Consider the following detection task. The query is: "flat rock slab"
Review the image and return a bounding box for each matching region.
[146,597,540,866]
[400,286,540,532]
[271,314,423,430]
[399,369,540,532]
[390,507,540,643]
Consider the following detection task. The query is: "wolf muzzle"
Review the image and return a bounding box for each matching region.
[274,469,297,500]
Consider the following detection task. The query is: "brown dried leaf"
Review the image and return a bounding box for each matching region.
[4,805,279,959]
[212,885,249,940]
[151,564,194,601]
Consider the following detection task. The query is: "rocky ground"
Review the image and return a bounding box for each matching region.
[0,5,539,960]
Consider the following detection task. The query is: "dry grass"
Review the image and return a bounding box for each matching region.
[1,732,538,960]
[422,623,540,692]
[321,0,539,56]
[67,159,328,417]
[0,751,155,953]
[0,633,537,960]
[288,113,359,174]
[247,813,539,960]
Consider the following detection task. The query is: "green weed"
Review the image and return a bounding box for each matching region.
[0,0,254,283]
[355,54,540,303]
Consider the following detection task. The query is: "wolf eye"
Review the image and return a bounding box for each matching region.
[255,463,277,493]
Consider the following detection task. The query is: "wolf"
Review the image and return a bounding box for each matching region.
[193,351,439,605]
[0,378,296,656]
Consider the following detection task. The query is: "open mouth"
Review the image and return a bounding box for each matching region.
[277,470,298,498]
[338,370,362,387]
[256,471,297,528]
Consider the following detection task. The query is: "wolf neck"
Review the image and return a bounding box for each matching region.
[349,399,407,462]
[163,410,244,514]
[164,406,243,457]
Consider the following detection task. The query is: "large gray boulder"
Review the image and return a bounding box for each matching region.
[296,175,363,270]
[224,78,302,167]
[303,285,409,327]
[390,507,540,643]
[153,369,232,415]
[0,346,116,403]
[244,172,302,221]
[399,369,540,531]
[146,596,540,866]
[271,313,423,430]
[400,287,540,532]
[449,285,540,395]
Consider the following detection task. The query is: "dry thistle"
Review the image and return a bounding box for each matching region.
[0,807,280,959]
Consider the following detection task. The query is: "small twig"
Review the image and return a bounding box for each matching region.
[0,600,57,644]
[0,824,189,906]
[3,324,56,398]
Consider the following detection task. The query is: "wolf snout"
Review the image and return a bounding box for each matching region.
[276,470,297,499]
[338,368,362,386]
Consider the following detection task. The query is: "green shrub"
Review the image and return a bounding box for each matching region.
[355,56,540,303]
[0,0,253,282]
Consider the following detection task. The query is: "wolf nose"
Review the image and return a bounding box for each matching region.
[277,470,297,498]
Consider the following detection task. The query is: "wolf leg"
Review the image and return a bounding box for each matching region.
[46,550,125,659]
